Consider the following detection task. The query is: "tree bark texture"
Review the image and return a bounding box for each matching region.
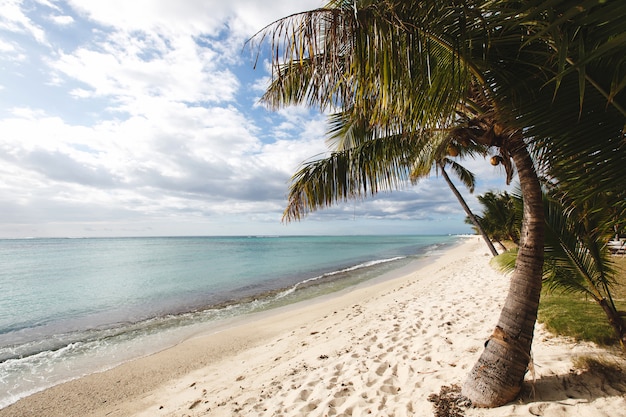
[462,135,545,407]
[438,162,499,257]
[598,298,626,351]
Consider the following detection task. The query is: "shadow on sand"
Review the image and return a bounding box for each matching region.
[513,357,626,415]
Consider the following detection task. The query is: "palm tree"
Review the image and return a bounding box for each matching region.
[495,191,626,350]
[303,110,499,256]
[253,0,626,407]
[544,196,626,349]
[410,139,500,257]
[472,191,520,250]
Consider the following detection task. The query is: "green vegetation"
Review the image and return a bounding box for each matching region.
[539,257,626,347]
[481,188,626,349]
[466,191,520,251]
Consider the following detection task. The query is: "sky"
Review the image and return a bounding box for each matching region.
[0,0,510,238]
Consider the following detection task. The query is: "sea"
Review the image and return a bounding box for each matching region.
[0,234,459,408]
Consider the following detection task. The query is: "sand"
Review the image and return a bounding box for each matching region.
[1,237,625,417]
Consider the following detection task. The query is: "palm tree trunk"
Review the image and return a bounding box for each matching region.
[598,298,626,351]
[438,162,499,257]
[462,134,545,407]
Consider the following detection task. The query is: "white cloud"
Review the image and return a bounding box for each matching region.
[65,0,323,38]
[0,0,484,237]
[33,0,60,11]
[48,14,74,26]
[49,33,238,107]
[0,38,17,52]
[0,0,48,45]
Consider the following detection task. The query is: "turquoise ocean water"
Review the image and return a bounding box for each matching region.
[0,235,458,408]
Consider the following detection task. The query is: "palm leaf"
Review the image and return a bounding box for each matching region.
[283,133,429,221]
[541,194,617,307]
[254,1,486,134]
[491,247,518,273]
[480,1,626,210]
[447,160,476,193]
[488,189,619,304]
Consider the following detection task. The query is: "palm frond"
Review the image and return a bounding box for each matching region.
[408,158,434,184]
[283,133,429,221]
[325,111,375,151]
[542,194,617,305]
[491,248,518,274]
[515,0,626,116]
[447,160,476,193]
[475,191,521,244]
[480,1,626,209]
[254,1,487,133]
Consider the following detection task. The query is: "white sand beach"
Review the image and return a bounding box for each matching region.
[2,238,625,417]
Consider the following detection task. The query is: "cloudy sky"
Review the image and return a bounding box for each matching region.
[0,0,509,238]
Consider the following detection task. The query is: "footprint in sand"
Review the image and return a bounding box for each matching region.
[375,363,389,376]
[379,383,400,394]
[528,402,549,416]
[390,363,399,375]
[299,402,319,413]
[298,389,311,401]
[330,396,348,408]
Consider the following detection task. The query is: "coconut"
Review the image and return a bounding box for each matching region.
[447,145,459,157]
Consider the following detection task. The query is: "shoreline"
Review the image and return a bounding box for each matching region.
[2,237,625,416]
[0,235,453,410]
[0,238,457,415]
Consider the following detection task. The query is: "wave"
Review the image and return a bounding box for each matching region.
[0,255,408,365]
[273,256,406,299]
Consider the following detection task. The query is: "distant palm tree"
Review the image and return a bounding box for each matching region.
[472,191,520,250]
[409,139,499,257]
[254,0,626,407]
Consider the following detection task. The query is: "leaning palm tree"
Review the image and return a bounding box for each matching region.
[253,0,626,407]
[409,137,499,257]
[326,110,499,256]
